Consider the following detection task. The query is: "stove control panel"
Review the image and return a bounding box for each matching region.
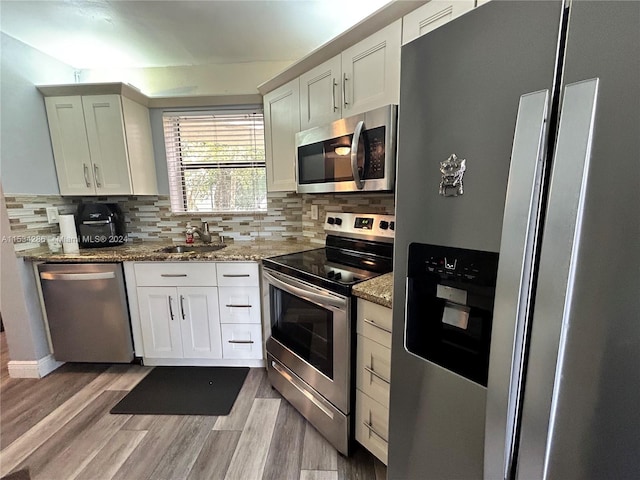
[324,212,395,242]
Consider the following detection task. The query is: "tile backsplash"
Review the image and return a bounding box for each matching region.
[4,191,395,249]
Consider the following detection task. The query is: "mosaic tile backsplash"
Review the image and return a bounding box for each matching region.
[4,191,395,249]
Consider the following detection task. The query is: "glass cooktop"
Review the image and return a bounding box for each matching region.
[263,246,393,295]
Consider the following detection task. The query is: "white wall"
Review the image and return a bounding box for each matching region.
[81,61,292,97]
[0,33,76,195]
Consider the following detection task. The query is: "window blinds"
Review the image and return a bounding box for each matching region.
[162,109,266,213]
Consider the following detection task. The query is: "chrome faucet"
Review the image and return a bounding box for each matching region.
[190,221,212,243]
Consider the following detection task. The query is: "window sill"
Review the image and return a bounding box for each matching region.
[170,210,268,216]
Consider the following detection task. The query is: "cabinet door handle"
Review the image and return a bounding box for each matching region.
[332,77,338,112]
[363,421,388,442]
[161,274,188,277]
[343,72,348,107]
[223,274,250,278]
[225,304,252,308]
[228,339,254,344]
[363,318,392,334]
[93,165,102,188]
[168,296,175,320]
[364,365,390,385]
[83,163,91,187]
[179,295,186,320]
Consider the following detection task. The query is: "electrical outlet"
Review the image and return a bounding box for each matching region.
[46,207,60,224]
[311,204,319,220]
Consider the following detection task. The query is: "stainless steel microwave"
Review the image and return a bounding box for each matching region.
[295,104,397,194]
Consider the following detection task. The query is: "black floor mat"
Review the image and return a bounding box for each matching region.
[110,366,249,416]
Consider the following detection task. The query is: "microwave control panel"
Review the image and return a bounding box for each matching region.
[362,126,386,179]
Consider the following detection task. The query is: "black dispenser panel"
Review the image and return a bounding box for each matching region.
[405,243,499,386]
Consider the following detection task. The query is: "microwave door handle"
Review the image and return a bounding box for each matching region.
[350,120,365,189]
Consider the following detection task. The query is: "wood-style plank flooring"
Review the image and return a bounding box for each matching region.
[0,333,386,480]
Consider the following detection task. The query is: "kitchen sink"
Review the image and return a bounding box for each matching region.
[156,244,227,254]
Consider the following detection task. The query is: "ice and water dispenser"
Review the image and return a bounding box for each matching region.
[405,243,499,386]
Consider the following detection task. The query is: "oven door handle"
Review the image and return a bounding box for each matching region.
[264,271,347,309]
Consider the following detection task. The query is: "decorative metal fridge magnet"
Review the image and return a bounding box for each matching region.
[439,154,466,197]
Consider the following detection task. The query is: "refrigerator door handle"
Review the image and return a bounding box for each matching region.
[484,89,550,480]
[516,78,599,480]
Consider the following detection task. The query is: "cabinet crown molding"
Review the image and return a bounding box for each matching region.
[37,82,150,106]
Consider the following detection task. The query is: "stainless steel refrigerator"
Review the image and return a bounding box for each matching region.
[388,1,639,479]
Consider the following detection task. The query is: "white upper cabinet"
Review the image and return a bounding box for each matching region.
[300,19,402,130]
[402,0,475,45]
[81,95,132,195]
[44,93,157,196]
[43,96,93,195]
[299,55,343,131]
[263,79,300,192]
[341,19,402,117]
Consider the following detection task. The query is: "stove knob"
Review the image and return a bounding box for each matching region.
[390,221,395,231]
[327,217,335,225]
[379,220,389,230]
[327,270,335,278]
[334,272,342,280]
[334,217,342,226]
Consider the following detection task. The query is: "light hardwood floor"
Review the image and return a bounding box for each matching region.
[0,333,386,480]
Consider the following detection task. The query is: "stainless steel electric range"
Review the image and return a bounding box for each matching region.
[262,213,395,455]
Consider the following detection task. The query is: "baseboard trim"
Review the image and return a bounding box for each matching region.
[8,354,64,378]
[142,357,265,368]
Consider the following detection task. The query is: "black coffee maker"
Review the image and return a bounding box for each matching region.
[77,203,127,248]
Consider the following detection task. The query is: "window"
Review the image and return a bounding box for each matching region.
[163,109,267,213]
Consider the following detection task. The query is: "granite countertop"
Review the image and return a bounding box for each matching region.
[18,239,394,305]
[352,272,394,308]
[16,239,318,263]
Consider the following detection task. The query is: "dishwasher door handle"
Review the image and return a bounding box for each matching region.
[40,271,116,281]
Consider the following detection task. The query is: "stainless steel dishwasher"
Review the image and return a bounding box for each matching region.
[38,263,134,362]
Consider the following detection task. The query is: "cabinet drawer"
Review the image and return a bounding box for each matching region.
[134,262,216,287]
[216,262,260,287]
[221,324,263,359]
[218,287,261,324]
[357,335,391,408]
[355,391,389,465]
[357,299,392,348]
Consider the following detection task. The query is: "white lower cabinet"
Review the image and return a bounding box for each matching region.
[126,261,263,366]
[355,297,393,465]
[356,390,390,465]
[218,286,261,324]
[137,286,221,359]
[221,324,263,360]
[137,287,183,359]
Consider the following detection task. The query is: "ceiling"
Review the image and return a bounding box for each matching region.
[0,0,391,70]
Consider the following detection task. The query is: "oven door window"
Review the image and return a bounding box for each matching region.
[270,285,334,378]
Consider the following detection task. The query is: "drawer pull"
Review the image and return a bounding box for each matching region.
[228,340,254,344]
[160,274,188,277]
[363,421,388,442]
[363,318,392,334]
[223,274,251,278]
[226,304,252,308]
[364,365,390,385]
